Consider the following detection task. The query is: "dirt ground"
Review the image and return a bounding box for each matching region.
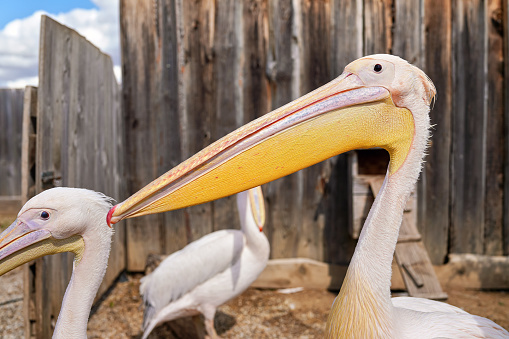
[0,268,508,338]
[86,273,509,339]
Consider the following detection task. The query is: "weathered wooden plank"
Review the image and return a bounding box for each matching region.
[450,0,487,254]
[295,0,333,262]
[264,0,298,260]
[21,86,38,206]
[179,0,216,244]
[21,85,38,339]
[0,89,24,197]
[363,0,392,55]
[156,0,188,255]
[331,0,362,75]
[420,0,452,264]
[392,0,424,66]
[504,0,509,255]
[483,0,504,256]
[209,0,242,233]
[120,0,167,270]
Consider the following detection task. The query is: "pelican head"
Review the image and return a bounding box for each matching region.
[108,54,436,225]
[0,187,113,275]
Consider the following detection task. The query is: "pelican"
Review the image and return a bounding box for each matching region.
[140,186,269,338]
[109,55,508,338]
[0,187,113,338]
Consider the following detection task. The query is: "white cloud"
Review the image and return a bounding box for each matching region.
[0,0,120,88]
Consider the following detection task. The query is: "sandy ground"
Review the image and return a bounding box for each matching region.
[0,269,508,338]
[87,274,509,339]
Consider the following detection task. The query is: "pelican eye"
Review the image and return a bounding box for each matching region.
[374,64,383,73]
[41,211,50,220]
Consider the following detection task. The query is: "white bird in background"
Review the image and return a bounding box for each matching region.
[140,186,270,339]
[110,55,509,338]
[0,188,114,339]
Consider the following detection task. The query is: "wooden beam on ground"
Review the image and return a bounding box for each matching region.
[434,254,509,290]
[250,258,406,291]
[250,255,509,292]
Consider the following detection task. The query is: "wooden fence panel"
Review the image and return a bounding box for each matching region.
[0,89,24,197]
[28,16,124,338]
[120,0,509,268]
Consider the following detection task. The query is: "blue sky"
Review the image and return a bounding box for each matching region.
[0,0,120,87]
[0,1,97,29]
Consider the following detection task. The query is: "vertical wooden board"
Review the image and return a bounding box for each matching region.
[392,0,424,66]
[326,0,364,264]
[420,0,452,264]
[331,0,363,75]
[22,86,37,339]
[363,0,393,55]
[241,0,270,123]
[483,0,504,256]
[178,0,218,243]
[155,0,187,255]
[450,0,487,254]
[21,86,38,205]
[120,0,166,270]
[0,89,24,196]
[296,0,332,261]
[209,0,242,232]
[504,0,509,255]
[264,0,299,259]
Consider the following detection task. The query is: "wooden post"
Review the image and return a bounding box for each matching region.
[21,86,38,339]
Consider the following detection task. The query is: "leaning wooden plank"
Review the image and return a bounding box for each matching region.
[395,242,448,300]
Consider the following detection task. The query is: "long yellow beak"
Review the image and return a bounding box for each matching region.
[109,71,415,225]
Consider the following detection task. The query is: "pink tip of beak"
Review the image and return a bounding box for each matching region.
[259,226,263,232]
[106,205,117,228]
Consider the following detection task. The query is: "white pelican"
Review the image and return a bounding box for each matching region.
[0,187,113,339]
[140,186,269,338]
[110,55,509,338]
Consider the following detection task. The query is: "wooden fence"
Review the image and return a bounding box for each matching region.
[23,16,125,338]
[0,89,24,215]
[120,0,509,269]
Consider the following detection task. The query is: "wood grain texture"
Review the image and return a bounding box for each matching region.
[0,89,24,197]
[29,15,124,337]
[421,0,452,264]
[363,0,392,55]
[264,0,298,260]
[120,0,168,270]
[484,0,504,256]
[21,86,38,339]
[450,0,487,254]
[504,0,509,255]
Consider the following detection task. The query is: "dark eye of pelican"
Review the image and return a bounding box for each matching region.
[374,64,383,73]
[41,211,50,220]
